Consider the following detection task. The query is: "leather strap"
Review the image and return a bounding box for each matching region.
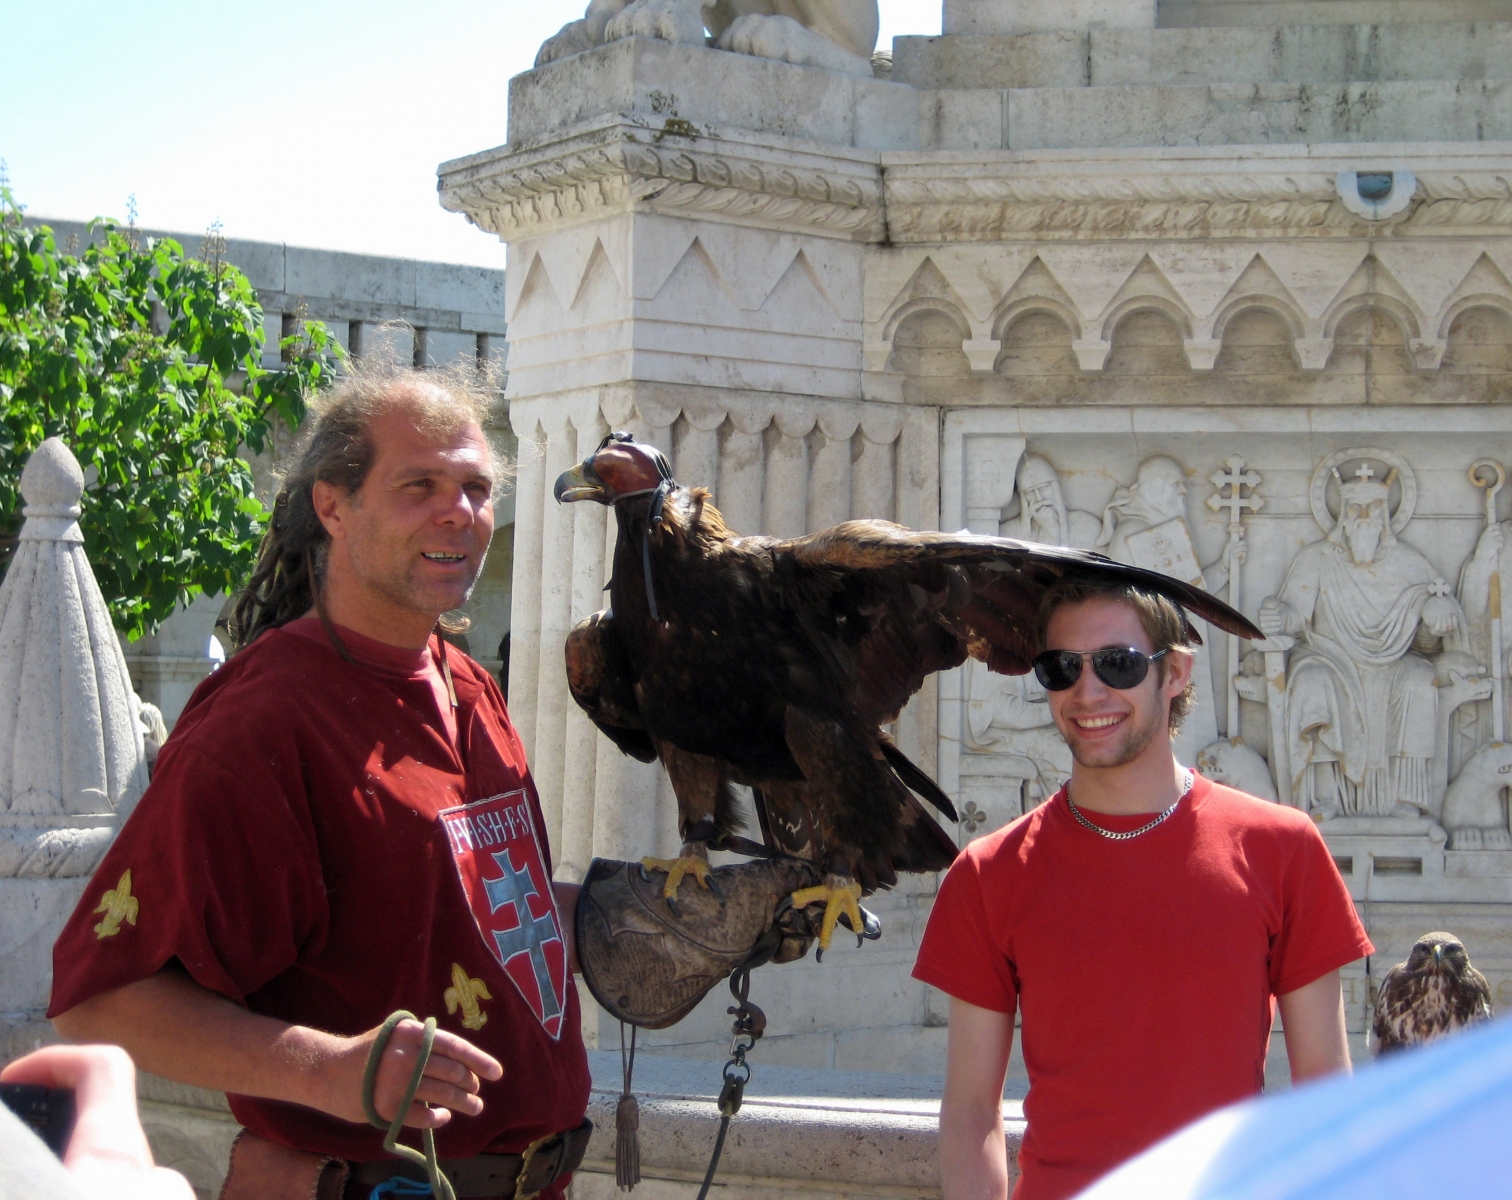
[346,1120,593,1199]
[219,1129,349,1200]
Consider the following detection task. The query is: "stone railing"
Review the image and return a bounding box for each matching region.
[574,1050,1023,1200]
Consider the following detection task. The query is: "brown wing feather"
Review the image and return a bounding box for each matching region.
[564,610,657,763]
[776,520,1262,726]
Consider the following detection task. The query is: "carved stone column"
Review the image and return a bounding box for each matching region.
[0,439,146,1059]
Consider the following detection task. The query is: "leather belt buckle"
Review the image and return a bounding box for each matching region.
[514,1133,555,1200]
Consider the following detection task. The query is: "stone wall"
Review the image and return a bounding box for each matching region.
[445,0,1512,1073]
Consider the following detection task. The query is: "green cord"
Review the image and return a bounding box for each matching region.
[362,1011,457,1200]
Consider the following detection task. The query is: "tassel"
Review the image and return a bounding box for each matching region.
[615,1092,640,1190]
[615,1022,641,1191]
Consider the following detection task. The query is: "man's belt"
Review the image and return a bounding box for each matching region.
[347,1120,593,1200]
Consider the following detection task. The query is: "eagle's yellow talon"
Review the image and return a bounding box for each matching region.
[791,879,864,953]
[641,854,713,898]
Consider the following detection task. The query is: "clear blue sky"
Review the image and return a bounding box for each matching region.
[1,0,939,268]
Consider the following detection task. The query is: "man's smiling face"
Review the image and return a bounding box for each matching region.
[320,400,495,638]
[1044,597,1186,770]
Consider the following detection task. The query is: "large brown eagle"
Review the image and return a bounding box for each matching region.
[1373,931,1493,1053]
[555,433,1261,952]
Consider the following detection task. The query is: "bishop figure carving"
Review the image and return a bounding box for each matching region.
[1258,458,1468,820]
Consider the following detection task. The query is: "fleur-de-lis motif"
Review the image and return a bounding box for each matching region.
[962,801,989,835]
[93,870,139,939]
[444,962,492,1031]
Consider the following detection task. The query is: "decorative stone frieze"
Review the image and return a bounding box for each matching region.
[441,119,886,243]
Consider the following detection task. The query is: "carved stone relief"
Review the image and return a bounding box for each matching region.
[941,414,1512,860]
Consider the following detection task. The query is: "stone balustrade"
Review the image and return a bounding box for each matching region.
[573,1050,1024,1200]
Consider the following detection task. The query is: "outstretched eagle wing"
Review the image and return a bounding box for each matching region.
[773,520,1263,730]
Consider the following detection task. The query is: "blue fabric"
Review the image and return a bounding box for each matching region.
[1077,1015,1512,1198]
[369,1176,432,1198]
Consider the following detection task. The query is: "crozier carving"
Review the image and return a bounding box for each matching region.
[1257,450,1477,821]
[537,0,878,78]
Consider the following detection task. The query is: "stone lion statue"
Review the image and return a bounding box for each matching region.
[537,0,879,78]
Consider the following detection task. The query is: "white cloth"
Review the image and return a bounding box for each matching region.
[0,1101,92,1200]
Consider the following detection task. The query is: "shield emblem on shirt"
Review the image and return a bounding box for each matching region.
[441,792,568,1039]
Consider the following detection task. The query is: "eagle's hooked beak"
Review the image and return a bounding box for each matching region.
[1433,944,1444,966]
[554,461,607,504]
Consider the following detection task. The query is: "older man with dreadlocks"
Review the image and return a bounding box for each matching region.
[48,366,593,1200]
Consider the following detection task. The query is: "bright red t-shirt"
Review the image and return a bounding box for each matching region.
[913,774,1371,1200]
[50,619,591,1171]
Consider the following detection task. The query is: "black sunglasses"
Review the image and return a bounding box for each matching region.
[1032,647,1170,692]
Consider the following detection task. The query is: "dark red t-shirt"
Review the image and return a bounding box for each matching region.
[913,775,1371,1200]
[50,619,591,1167]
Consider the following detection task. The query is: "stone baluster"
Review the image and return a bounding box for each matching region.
[765,409,814,539]
[717,413,768,535]
[506,415,547,758]
[809,412,858,532]
[673,410,723,495]
[558,415,611,881]
[855,410,903,521]
[894,408,939,779]
[0,438,147,1058]
[530,412,580,848]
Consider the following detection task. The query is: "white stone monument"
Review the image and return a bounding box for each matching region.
[0,437,147,1059]
[442,0,1512,1094]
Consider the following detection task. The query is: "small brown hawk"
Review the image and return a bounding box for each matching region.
[1372,931,1493,1054]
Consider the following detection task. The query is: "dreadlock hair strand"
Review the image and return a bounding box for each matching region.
[229,357,500,651]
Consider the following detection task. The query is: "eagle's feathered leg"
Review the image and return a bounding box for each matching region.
[780,707,913,954]
[641,741,741,904]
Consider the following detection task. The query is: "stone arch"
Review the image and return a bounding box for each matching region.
[1212,307,1301,375]
[1322,292,1423,346]
[991,296,1083,343]
[994,305,1081,378]
[886,306,970,376]
[883,297,972,344]
[1210,294,1307,345]
[1441,302,1512,376]
[1322,303,1415,376]
[1437,293,1512,344]
[1101,306,1190,376]
[1098,296,1193,345]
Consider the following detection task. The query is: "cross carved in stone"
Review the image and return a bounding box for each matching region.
[1429,577,1451,598]
[1354,462,1376,481]
[1206,455,1264,525]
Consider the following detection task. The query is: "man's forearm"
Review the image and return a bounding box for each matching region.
[939,1102,1009,1200]
[51,969,345,1111]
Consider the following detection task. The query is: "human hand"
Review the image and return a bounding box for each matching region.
[1476,522,1505,562]
[1,1044,194,1200]
[326,1019,503,1131]
[1258,596,1288,636]
[1423,595,1460,638]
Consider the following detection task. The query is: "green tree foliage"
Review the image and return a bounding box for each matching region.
[0,188,340,638]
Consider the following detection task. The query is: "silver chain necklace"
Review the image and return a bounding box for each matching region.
[1064,770,1194,841]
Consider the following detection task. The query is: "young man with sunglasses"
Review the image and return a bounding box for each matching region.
[915,577,1371,1200]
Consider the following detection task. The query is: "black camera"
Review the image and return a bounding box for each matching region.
[0,1084,76,1156]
